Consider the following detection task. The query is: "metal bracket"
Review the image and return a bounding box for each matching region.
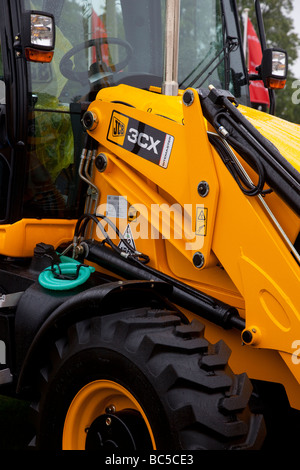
[0,292,23,308]
[0,368,13,385]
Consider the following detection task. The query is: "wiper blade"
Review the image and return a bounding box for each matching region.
[181,37,238,89]
[179,43,215,88]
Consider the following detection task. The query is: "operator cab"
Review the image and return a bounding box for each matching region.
[20,0,248,220]
[0,0,249,230]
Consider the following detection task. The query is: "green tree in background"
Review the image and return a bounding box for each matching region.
[236,0,300,123]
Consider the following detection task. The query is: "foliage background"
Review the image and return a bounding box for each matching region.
[236,0,300,123]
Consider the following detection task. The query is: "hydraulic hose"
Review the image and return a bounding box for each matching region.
[84,240,246,331]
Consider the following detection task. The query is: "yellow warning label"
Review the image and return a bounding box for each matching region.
[108,111,129,146]
[196,207,208,236]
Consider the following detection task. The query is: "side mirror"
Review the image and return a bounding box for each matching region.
[260,48,288,89]
[21,11,55,63]
[248,47,288,90]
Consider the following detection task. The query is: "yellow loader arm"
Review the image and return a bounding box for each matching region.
[85,83,300,407]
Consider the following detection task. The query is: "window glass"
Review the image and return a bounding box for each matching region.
[23,0,165,218]
[178,0,248,103]
[0,38,9,220]
[0,42,5,104]
[178,0,225,90]
[26,0,164,106]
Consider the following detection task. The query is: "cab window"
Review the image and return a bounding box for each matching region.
[23,0,164,218]
[0,42,5,105]
[0,38,9,221]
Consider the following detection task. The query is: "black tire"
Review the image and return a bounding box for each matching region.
[31,308,266,450]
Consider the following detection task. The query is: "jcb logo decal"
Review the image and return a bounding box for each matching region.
[127,128,160,155]
[108,112,129,146]
[108,111,174,169]
[113,117,125,137]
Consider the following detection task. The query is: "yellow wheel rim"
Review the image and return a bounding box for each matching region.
[62,380,156,450]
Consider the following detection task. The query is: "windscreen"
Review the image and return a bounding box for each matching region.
[25,0,247,102]
[179,1,225,89]
[178,0,248,102]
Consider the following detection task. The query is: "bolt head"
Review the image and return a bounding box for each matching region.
[105,404,116,414]
[193,252,205,269]
[183,90,194,106]
[197,181,209,197]
[95,153,107,172]
[82,110,99,130]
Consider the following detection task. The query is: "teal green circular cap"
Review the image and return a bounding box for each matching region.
[39,262,95,291]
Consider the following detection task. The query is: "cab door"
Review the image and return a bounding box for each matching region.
[0,0,28,224]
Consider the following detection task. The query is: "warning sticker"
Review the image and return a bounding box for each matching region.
[196,207,208,236]
[118,224,136,253]
[106,195,128,219]
[107,111,174,169]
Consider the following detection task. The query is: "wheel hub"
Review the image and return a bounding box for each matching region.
[85,409,152,450]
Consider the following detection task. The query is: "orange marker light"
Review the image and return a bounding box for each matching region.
[25,48,54,63]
